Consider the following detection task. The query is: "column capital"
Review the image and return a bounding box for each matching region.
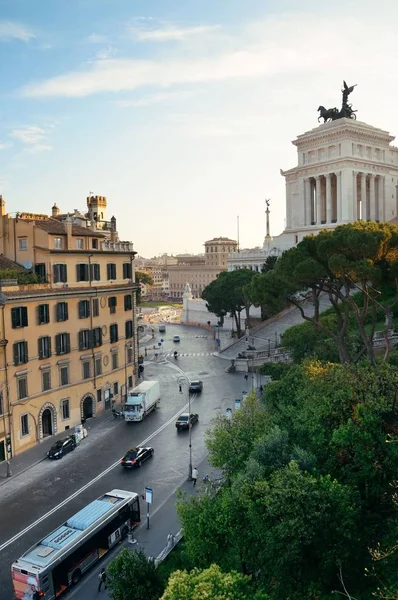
[315,175,322,181]
[325,172,332,180]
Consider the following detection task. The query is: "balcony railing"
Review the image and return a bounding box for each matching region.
[101,240,135,252]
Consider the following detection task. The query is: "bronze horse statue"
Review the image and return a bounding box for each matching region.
[317,105,339,123]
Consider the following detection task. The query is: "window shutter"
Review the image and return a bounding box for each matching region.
[78,301,83,319]
[63,264,67,282]
[64,303,69,321]
[78,331,83,350]
[38,305,42,325]
[24,341,28,363]
[22,307,28,327]
[55,334,61,355]
[76,264,80,281]
[38,338,43,360]
[11,308,18,328]
[66,333,70,354]
[96,264,100,280]
[88,329,93,349]
[48,336,52,357]
[13,343,19,365]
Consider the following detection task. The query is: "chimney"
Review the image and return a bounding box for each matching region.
[64,214,73,249]
[52,203,60,217]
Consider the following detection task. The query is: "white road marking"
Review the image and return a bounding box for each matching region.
[0,394,197,554]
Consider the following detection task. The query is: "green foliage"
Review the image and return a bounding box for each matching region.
[136,270,154,304]
[107,547,162,600]
[0,268,39,284]
[202,270,257,336]
[160,563,271,600]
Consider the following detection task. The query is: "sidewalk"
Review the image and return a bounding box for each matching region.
[0,409,115,484]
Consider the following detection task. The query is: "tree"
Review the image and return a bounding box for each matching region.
[135,270,153,304]
[261,255,278,273]
[106,547,162,600]
[248,222,398,365]
[160,564,270,600]
[202,270,257,337]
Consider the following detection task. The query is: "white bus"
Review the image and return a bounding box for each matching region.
[11,489,140,600]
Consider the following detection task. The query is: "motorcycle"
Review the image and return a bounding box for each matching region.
[174,352,178,360]
[112,408,123,418]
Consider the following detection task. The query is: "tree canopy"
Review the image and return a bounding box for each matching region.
[248,222,398,364]
[106,547,162,600]
[201,269,257,336]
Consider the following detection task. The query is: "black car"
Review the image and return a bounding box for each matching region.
[47,437,76,459]
[189,380,203,394]
[121,446,154,468]
[175,413,199,431]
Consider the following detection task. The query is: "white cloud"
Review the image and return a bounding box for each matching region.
[129,24,220,42]
[0,142,10,151]
[114,90,195,108]
[95,46,118,60]
[11,125,47,144]
[25,144,53,153]
[87,33,108,44]
[0,21,34,42]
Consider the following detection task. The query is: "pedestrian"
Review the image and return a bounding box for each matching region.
[259,384,264,394]
[98,567,107,592]
[192,467,198,487]
[244,373,249,382]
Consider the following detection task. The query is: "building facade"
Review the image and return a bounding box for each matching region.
[0,195,139,461]
[169,237,237,298]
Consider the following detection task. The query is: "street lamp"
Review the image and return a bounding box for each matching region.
[178,375,193,481]
[124,342,133,401]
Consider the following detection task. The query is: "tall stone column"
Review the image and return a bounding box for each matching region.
[326,173,332,223]
[369,174,376,221]
[315,176,322,224]
[360,173,367,220]
[304,178,312,226]
[336,171,342,223]
[353,171,358,220]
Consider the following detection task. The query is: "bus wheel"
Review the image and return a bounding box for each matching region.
[72,569,81,585]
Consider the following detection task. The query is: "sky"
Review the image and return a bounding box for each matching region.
[1,0,398,257]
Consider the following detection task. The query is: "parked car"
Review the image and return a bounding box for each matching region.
[121,446,154,468]
[175,413,199,431]
[189,380,203,394]
[173,335,181,342]
[47,437,76,459]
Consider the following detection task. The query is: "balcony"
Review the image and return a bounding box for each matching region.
[101,240,135,252]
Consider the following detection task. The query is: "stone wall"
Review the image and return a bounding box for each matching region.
[181,293,261,330]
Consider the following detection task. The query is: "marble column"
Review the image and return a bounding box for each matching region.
[326,173,332,223]
[353,171,358,220]
[304,178,312,226]
[336,171,342,223]
[360,173,367,220]
[315,176,322,224]
[370,174,376,221]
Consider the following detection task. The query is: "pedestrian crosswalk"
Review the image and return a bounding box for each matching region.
[150,352,214,360]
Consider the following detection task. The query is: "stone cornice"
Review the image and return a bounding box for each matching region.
[293,119,395,149]
[281,158,398,180]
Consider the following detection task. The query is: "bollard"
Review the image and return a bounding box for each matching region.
[127,529,137,544]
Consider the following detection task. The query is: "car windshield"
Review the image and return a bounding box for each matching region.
[178,415,189,421]
[52,441,65,450]
[191,381,200,385]
[125,449,138,458]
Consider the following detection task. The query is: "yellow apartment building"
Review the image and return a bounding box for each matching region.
[0,195,139,462]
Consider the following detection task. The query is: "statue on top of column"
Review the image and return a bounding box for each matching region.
[317,80,358,123]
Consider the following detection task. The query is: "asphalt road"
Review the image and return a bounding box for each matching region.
[0,324,247,598]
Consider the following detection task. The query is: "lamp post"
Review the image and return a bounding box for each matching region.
[124,342,133,401]
[178,375,192,481]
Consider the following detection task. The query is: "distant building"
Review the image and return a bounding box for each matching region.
[169,237,238,298]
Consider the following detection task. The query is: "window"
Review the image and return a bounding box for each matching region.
[78,329,91,350]
[108,296,117,314]
[113,382,119,396]
[38,336,51,359]
[112,352,119,370]
[124,294,132,311]
[18,377,28,400]
[61,399,70,420]
[128,375,133,389]
[21,413,29,436]
[123,263,132,279]
[110,324,118,343]
[90,263,100,281]
[107,263,116,280]
[13,341,28,365]
[42,370,51,392]
[92,327,102,348]
[53,264,67,283]
[60,365,69,386]
[125,320,133,339]
[92,239,98,249]
[97,389,102,403]
[11,307,28,329]
[76,263,89,282]
[55,333,70,355]
[19,237,28,250]
[56,302,68,322]
[54,237,62,249]
[92,298,99,317]
[35,263,47,282]
[78,300,90,319]
[95,357,102,376]
[82,360,91,380]
[127,345,133,364]
[76,238,83,249]
[38,304,50,325]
